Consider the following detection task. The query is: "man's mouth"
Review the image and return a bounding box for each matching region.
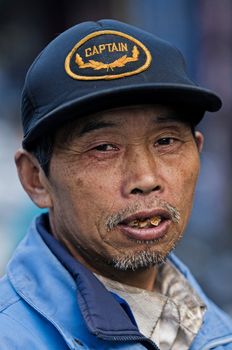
[127,216,162,228]
[118,210,172,241]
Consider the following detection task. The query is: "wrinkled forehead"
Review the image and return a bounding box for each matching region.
[54,104,198,145]
[74,104,198,129]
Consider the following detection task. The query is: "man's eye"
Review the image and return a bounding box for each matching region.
[94,144,118,151]
[155,137,175,146]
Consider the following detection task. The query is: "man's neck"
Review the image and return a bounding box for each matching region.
[61,236,158,291]
[96,266,159,291]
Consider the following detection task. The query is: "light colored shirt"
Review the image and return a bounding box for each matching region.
[96,261,206,350]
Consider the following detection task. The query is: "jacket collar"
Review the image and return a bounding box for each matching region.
[7,214,157,349]
[7,214,232,350]
[168,254,232,349]
[37,214,141,340]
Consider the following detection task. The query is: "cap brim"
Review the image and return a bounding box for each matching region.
[23,83,222,148]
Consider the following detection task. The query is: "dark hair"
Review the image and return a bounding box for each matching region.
[29,134,54,176]
[27,117,82,176]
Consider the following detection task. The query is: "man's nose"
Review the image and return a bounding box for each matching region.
[121,148,163,197]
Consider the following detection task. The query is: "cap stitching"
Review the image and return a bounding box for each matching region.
[64,29,152,81]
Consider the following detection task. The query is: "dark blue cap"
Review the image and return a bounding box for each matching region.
[21,19,222,148]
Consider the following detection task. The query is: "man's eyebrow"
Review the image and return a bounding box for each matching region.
[78,120,117,137]
[155,114,183,123]
[78,113,186,137]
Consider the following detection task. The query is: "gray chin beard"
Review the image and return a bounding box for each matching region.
[109,250,167,271]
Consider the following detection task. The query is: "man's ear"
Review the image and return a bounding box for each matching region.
[194,131,204,153]
[15,149,53,208]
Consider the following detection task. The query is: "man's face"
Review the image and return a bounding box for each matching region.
[48,105,202,272]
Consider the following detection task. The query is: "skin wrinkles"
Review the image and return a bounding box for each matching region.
[16,105,203,290]
[43,105,203,290]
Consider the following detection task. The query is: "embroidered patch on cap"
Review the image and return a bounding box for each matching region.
[65,30,152,80]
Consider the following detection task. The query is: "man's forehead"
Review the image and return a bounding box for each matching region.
[76,105,192,136]
[54,104,195,145]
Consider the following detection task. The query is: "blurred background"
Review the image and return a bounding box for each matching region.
[0,0,232,315]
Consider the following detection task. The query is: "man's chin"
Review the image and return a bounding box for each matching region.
[108,250,169,271]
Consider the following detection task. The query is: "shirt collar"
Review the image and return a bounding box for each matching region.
[97,260,206,349]
[37,213,158,348]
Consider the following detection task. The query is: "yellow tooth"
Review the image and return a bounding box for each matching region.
[128,219,139,227]
[138,219,149,228]
[150,217,161,226]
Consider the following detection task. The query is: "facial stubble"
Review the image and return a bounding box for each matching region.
[104,199,181,271]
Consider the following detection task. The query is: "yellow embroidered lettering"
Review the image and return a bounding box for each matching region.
[111,42,119,52]
[85,48,92,57]
[98,44,106,54]
[120,42,128,52]
[106,43,112,52]
[92,46,99,55]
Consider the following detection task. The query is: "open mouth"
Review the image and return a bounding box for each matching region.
[118,210,171,241]
[127,216,162,229]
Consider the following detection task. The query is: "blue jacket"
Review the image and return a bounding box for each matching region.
[0,214,232,349]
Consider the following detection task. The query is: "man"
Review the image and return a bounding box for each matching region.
[1,19,232,349]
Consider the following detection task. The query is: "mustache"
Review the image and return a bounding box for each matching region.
[105,198,180,231]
